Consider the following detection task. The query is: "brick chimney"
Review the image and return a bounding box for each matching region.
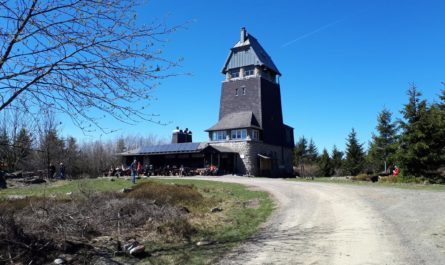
[240,27,246,43]
[172,127,193,143]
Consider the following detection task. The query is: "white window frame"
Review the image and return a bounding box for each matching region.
[252,129,259,140]
[245,69,254,76]
[231,129,247,140]
[212,131,227,141]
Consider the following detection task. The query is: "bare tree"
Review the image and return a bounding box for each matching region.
[0,0,181,132]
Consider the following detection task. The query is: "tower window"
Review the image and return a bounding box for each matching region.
[235,88,238,96]
[244,66,255,76]
[242,87,246,95]
[231,129,247,140]
[252,129,259,140]
[212,131,227,141]
[230,69,239,78]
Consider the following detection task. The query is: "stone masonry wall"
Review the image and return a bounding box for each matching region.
[209,140,293,177]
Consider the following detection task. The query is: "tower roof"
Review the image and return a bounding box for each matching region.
[205,111,261,131]
[222,27,281,76]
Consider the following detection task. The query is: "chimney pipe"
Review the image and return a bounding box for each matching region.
[240,27,246,43]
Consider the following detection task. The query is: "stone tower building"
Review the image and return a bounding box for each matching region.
[207,27,294,176]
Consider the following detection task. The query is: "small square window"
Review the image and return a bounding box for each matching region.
[252,130,259,140]
[231,69,239,78]
[244,66,255,76]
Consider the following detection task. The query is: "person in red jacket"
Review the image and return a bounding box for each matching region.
[392,165,400,176]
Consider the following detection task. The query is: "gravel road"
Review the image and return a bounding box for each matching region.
[195,176,445,265]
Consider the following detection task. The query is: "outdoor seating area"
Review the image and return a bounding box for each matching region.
[104,164,223,178]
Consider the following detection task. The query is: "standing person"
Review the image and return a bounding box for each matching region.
[59,162,66,179]
[130,159,138,184]
[392,165,400,176]
[49,163,56,179]
[137,161,142,177]
[179,165,184,177]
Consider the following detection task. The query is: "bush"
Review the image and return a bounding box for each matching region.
[0,182,200,264]
[129,181,204,206]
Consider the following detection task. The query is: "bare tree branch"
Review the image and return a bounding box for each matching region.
[0,0,184,133]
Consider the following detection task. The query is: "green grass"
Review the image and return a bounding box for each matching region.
[289,177,445,192]
[0,177,274,264]
[0,178,133,198]
[140,178,275,265]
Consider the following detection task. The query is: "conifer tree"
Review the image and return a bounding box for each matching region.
[294,136,308,166]
[307,139,319,162]
[13,128,33,170]
[398,85,428,177]
[318,148,334,177]
[0,129,10,170]
[344,128,365,176]
[439,84,445,111]
[331,145,344,176]
[367,108,398,173]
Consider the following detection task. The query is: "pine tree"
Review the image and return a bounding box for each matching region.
[13,128,33,170]
[0,129,10,170]
[318,148,334,177]
[40,128,65,171]
[368,108,398,173]
[294,136,308,166]
[439,84,445,111]
[344,128,365,176]
[307,139,319,162]
[65,137,81,177]
[398,85,429,178]
[331,145,344,176]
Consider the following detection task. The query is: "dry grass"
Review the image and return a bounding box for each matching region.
[0,179,274,265]
[0,182,196,264]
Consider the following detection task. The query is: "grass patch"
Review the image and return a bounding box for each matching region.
[289,177,445,192]
[0,178,133,198]
[0,178,274,264]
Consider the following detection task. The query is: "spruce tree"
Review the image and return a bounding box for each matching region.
[13,128,33,170]
[0,129,10,170]
[439,85,445,111]
[307,139,319,162]
[331,145,344,176]
[368,108,398,173]
[294,136,308,166]
[344,128,365,176]
[398,85,429,178]
[318,148,334,177]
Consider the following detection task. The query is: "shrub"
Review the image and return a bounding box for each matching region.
[129,181,204,206]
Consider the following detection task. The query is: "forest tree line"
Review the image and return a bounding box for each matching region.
[0,110,166,178]
[294,85,445,183]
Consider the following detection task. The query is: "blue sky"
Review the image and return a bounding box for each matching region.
[64,0,445,152]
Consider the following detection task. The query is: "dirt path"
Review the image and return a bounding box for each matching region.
[193,176,445,265]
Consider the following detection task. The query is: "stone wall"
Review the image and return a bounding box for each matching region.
[209,140,293,177]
